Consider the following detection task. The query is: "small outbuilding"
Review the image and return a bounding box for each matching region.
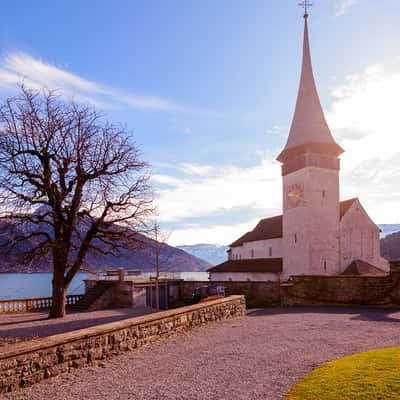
[208,258,283,282]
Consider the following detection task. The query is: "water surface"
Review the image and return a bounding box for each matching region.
[0,273,90,300]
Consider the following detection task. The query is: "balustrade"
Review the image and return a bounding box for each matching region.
[0,294,84,313]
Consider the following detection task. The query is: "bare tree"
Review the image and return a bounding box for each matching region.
[149,220,171,311]
[0,85,154,318]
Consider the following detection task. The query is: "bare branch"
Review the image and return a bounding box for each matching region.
[0,84,155,317]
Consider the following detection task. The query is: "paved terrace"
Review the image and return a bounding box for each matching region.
[0,307,153,347]
[4,307,400,400]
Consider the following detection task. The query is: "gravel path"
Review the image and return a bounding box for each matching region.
[4,307,400,400]
[0,307,153,344]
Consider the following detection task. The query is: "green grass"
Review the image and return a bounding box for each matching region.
[286,347,400,400]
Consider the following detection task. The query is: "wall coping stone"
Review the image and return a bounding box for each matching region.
[0,295,244,361]
[290,275,389,279]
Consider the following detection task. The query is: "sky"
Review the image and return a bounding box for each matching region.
[0,0,400,245]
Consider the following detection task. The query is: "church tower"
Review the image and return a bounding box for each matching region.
[277,7,344,277]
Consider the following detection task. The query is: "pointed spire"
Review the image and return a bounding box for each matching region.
[277,13,343,163]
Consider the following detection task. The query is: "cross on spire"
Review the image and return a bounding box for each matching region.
[298,0,313,18]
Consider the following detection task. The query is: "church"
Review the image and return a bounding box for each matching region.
[209,8,389,282]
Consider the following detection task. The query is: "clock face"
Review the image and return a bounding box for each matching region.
[287,183,304,209]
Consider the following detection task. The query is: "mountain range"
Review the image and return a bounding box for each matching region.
[177,244,229,265]
[1,223,399,273]
[0,220,211,273]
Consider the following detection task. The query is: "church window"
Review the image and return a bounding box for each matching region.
[322,189,326,198]
[269,247,272,257]
[251,249,254,258]
[294,234,298,244]
[324,261,327,271]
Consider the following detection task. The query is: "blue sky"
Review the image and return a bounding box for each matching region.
[1,0,400,244]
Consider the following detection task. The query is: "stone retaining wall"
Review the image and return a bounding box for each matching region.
[83,280,134,310]
[0,295,245,394]
[180,281,281,308]
[281,275,400,306]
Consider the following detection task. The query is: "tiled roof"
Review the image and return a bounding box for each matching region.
[230,199,358,248]
[208,258,283,273]
[230,232,252,248]
[339,198,357,219]
[341,259,387,276]
[230,215,282,248]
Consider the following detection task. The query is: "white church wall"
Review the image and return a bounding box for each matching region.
[282,166,341,279]
[230,238,282,260]
[209,272,280,282]
[340,200,389,272]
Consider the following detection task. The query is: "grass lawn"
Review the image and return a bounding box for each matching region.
[286,347,400,400]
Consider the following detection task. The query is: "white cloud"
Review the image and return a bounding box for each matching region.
[153,157,282,224]
[335,0,359,16]
[159,59,400,244]
[327,59,400,223]
[4,53,103,94]
[167,220,259,246]
[0,51,195,113]
[266,125,286,137]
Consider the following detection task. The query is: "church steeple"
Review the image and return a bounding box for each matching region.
[277,10,344,163]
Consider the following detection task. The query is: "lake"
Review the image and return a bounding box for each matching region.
[0,273,91,300]
[0,271,209,300]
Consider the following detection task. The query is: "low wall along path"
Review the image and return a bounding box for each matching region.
[0,295,245,394]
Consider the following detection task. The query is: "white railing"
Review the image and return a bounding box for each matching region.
[0,294,84,314]
[93,271,209,282]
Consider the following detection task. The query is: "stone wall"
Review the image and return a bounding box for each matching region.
[180,281,281,308]
[281,275,400,306]
[0,296,245,394]
[209,272,280,283]
[84,280,134,310]
[113,281,135,308]
[182,261,400,308]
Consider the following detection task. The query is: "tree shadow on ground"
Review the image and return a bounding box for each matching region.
[0,308,153,339]
[246,306,400,323]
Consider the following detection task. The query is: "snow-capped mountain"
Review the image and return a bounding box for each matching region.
[177,244,229,266]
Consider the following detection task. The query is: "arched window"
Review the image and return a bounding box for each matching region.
[269,247,272,257]
[251,249,254,258]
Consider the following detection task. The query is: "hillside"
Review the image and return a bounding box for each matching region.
[0,221,211,273]
[379,224,400,238]
[381,231,400,260]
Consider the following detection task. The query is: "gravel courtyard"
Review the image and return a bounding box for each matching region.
[4,307,400,400]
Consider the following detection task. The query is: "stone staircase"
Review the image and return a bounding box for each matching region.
[71,281,116,311]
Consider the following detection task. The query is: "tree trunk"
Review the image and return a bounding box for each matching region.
[155,251,160,311]
[49,261,67,319]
